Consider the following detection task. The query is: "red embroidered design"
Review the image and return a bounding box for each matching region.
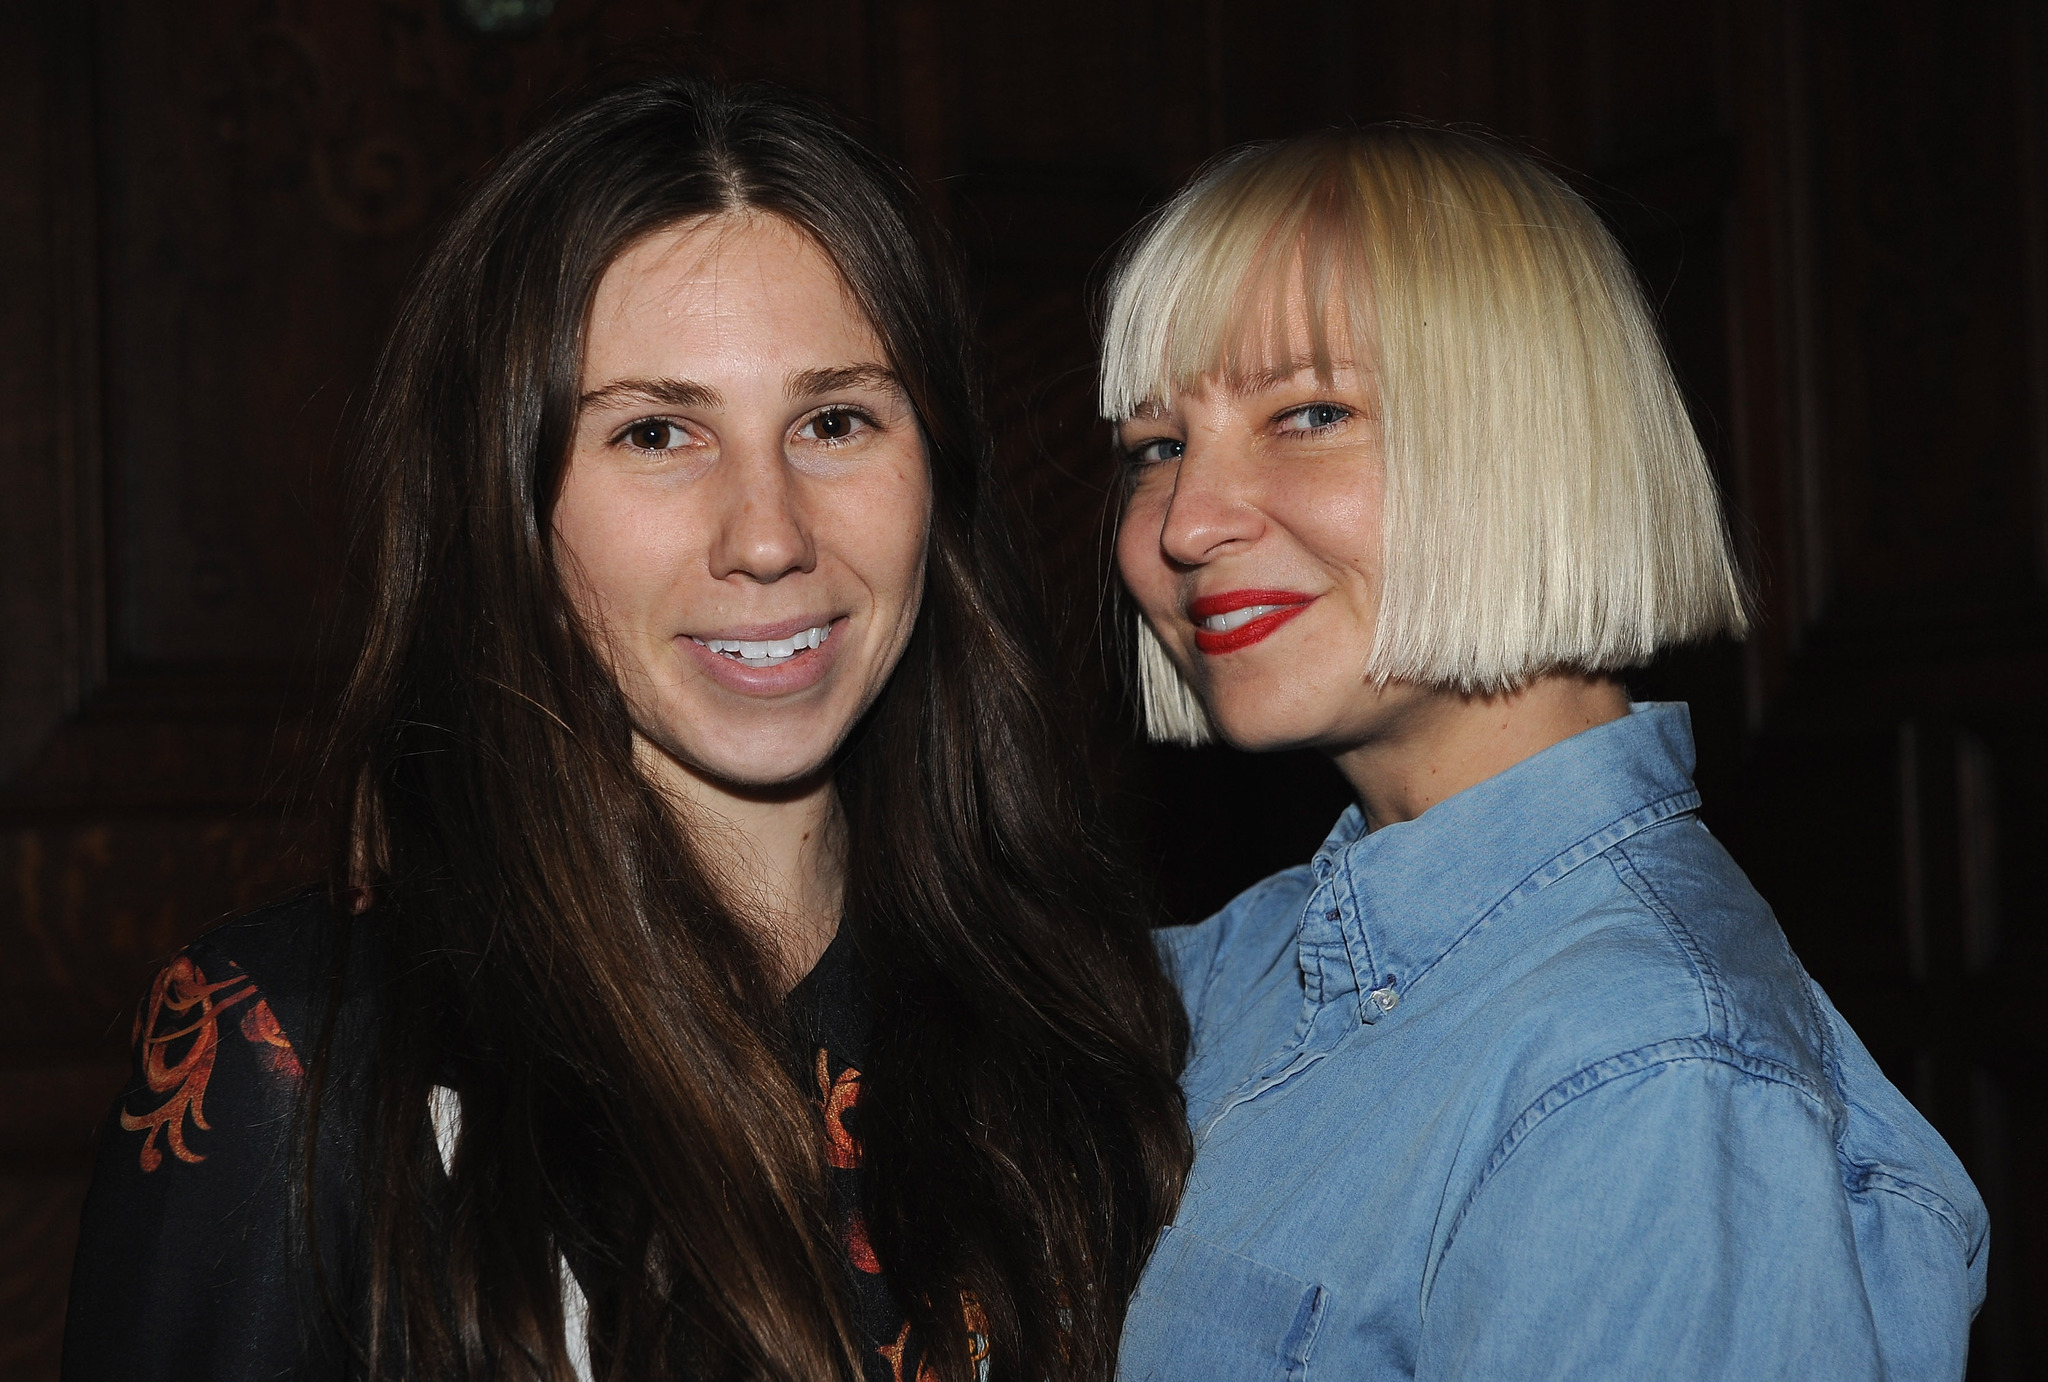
[878,1297,990,1382]
[239,999,304,1080]
[119,956,301,1172]
[963,1294,991,1375]
[815,1045,987,1379]
[815,1047,863,1169]
[846,1211,881,1274]
[879,1320,913,1382]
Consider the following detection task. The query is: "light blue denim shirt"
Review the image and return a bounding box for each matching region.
[1120,703,1987,1381]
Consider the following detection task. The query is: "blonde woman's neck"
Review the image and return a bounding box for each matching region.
[1331,672,1630,833]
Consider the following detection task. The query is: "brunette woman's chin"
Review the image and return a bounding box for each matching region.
[630,725,843,807]
[629,634,878,798]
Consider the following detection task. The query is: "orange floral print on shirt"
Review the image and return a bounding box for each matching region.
[846,1211,883,1274]
[811,1037,991,1382]
[817,1046,864,1169]
[879,1296,991,1382]
[119,956,300,1172]
[239,998,304,1080]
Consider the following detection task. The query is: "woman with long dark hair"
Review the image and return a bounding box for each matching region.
[63,77,1189,1382]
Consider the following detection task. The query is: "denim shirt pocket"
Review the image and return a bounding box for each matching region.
[1119,1225,1329,1381]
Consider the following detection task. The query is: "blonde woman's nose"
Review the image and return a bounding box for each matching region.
[1157,447,1267,567]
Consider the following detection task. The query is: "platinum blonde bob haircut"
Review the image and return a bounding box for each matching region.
[1101,127,1748,745]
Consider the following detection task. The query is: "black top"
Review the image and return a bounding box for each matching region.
[782,924,940,1382]
[60,889,945,1381]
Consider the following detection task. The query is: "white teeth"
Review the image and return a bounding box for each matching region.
[691,623,832,665]
[1200,604,1290,634]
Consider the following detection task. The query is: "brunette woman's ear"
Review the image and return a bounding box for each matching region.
[1135,615,1214,747]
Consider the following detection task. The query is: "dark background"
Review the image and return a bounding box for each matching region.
[2,1,2042,1376]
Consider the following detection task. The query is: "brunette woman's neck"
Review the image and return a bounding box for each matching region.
[633,735,846,990]
[1330,672,1630,833]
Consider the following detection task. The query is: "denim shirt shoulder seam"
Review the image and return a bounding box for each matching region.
[1795,970,1857,1174]
[1606,835,1729,1042]
[1803,983,1977,1251]
[1394,788,1703,997]
[1425,1035,1828,1306]
[1846,1167,1983,1255]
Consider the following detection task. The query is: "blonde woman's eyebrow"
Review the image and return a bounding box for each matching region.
[1232,357,1359,394]
[579,377,722,412]
[785,362,901,399]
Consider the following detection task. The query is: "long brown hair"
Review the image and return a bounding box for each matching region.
[323,75,1190,1381]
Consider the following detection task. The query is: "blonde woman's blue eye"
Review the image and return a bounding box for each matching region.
[1281,403,1349,432]
[1127,438,1184,465]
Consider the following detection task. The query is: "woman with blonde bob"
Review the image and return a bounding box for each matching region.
[1105,128,1986,1380]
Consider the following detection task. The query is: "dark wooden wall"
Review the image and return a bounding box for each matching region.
[2,2,2041,1376]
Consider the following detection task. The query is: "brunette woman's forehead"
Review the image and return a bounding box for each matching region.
[593,212,901,336]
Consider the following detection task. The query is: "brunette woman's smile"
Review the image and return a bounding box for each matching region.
[682,613,847,695]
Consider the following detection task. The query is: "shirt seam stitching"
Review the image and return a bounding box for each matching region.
[1850,1168,1982,1254]
[1428,1036,1828,1300]
[1612,844,1866,1188]
[1385,788,1701,999]
[1606,839,1730,1042]
[1798,975,1857,1177]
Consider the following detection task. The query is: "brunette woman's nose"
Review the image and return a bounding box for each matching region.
[1157,446,1264,567]
[707,441,816,583]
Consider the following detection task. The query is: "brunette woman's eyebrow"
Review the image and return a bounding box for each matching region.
[579,377,722,412]
[786,363,900,399]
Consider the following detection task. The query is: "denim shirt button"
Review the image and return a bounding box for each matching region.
[1325,909,1341,922]
[1368,984,1400,1013]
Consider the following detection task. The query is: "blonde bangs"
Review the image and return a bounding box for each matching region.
[1099,140,1375,422]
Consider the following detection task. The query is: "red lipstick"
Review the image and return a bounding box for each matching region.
[1188,589,1316,655]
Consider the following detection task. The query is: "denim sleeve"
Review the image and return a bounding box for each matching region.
[1417,1054,1905,1382]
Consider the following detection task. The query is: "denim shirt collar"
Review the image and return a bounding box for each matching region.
[1305,702,1704,1026]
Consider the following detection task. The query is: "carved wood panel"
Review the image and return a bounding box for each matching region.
[2,0,2039,1375]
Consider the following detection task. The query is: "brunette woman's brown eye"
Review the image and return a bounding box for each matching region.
[624,420,684,451]
[797,409,868,445]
